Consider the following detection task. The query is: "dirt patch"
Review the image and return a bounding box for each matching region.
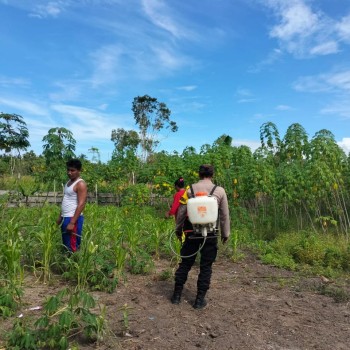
[1,253,350,349]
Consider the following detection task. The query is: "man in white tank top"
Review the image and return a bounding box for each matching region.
[57,159,87,252]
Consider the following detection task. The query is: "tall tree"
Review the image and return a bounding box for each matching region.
[259,121,282,163]
[132,95,178,161]
[0,112,30,175]
[42,127,76,183]
[281,123,309,162]
[111,128,140,158]
[110,128,140,184]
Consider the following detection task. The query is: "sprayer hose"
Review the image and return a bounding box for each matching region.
[169,230,208,258]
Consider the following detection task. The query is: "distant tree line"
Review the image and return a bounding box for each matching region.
[1,98,350,239]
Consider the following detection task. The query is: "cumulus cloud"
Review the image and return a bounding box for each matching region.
[268,0,319,40]
[29,1,68,18]
[338,138,350,154]
[0,97,48,116]
[50,104,129,140]
[293,69,350,93]
[336,14,350,42]
[263,0,346,58]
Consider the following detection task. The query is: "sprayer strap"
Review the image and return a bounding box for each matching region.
[189,185,195,198]
[209,185,217,196]
[190,184,217,197]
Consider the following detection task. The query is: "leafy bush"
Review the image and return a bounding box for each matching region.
[120,184,151,206]
[257,231,350,275]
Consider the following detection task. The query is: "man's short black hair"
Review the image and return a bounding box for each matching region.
[199,164,214,178]
[66,159,82,170]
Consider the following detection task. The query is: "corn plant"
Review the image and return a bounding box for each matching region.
[64,225,98,290]
[118,303,133,334]
[32,207,60,283]
[0,216,24,288]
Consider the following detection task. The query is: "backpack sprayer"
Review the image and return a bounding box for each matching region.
[170,186,219,258]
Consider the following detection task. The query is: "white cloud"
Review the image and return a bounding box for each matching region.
[98,103,108,111]
[232,139,260,152]
[293,69,350,93]
[49,81,82,101]
[141,0,193,39]
[0,97,48,116]
[249,48,283,72]
[236,88,257,103]
[338,138,350,154]
[336,14,350,43]
[237,98,257,104]
[177,85,197,91]
[0,76,30,87]
[310,41,339,55]
[236,88,253,97]
[326,70,350,91]
[320,103,350,120]
[89,45,124,87]
[263,0,342,58]
[152,46,190,70]
[50,104,130,140]
[29,1,68,18]
[268,0,319,40]
[276,104,292,111]
[87,41,194,88]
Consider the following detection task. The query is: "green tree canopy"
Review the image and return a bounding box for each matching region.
[132,95,178,161]
[0,113,30,154]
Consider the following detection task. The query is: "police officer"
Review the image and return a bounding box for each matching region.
[171,164,231,309]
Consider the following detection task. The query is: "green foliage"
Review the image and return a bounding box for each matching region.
[42,127,76,183]
[121,183,151,206]
[257,231,350,275]
[6,288,106,349]
[63,226,118,292]
[0,284,22,318]
[132,95,178,160]
[0,216,24,287]
[0,113,30,154]
[129,249,154,274]
[31,207,61,283]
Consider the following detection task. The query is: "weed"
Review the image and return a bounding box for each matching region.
[158,269,172,281]
[317,285,350,303]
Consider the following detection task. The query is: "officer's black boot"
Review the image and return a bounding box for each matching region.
[171,284,183,305]
[193,290,207,309]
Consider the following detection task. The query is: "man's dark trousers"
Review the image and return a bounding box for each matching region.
[174,235,218,291]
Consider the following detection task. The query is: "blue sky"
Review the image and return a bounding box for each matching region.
[1,0,350,162]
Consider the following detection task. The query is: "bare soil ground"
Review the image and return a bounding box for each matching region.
[1,251,350,350]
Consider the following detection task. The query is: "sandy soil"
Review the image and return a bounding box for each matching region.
[1,252,350,350]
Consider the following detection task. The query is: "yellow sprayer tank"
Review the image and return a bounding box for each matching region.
[187,194,218,225]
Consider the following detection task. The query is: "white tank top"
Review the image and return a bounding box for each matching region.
[61,178,84,217]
